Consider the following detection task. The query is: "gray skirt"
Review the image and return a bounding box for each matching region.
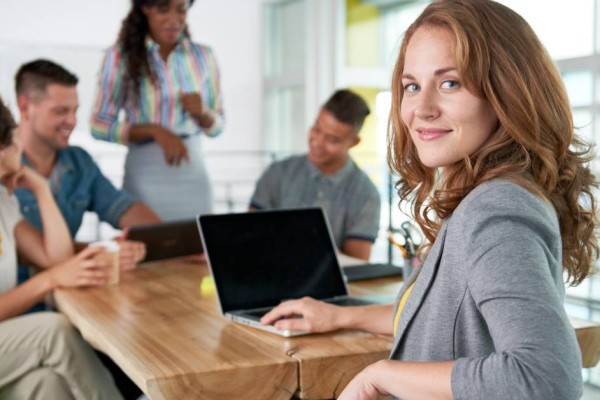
[123,134,212,221]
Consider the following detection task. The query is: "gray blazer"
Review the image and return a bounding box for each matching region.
[390,181,582,399]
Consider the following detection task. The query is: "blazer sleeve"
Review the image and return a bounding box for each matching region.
[450,183,582,400]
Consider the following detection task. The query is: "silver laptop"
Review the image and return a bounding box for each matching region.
[197,208,373,337]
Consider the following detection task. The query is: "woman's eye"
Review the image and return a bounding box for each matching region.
[404,83,419,92]
[441,80,460,90]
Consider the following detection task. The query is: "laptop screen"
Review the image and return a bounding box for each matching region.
[198,208,349,313]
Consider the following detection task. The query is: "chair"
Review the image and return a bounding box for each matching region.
[570,316,600,368]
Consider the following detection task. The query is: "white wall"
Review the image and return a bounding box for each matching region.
[0,0,265,152]
[0,0,267,238]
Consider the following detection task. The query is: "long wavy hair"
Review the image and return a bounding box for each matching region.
[389,0,598,285]
[117,0,191,101]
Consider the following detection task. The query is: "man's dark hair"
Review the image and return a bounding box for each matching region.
[15,59,78,97]
[0,98,16,148]
[323,89,371,134]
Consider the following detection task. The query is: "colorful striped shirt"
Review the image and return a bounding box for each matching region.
[90,36,224,144]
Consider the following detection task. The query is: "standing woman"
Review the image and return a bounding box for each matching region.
[262,0,597,398]
[91,0,224,220]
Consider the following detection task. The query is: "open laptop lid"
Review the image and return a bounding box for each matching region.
[198,208,350,315]
[128,218,202,262]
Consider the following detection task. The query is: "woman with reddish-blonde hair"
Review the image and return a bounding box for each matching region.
[262,1,597,398]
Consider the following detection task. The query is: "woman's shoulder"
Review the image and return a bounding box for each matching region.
[187,40,215,55]
[449,180,559,247]
[456,180,553,220]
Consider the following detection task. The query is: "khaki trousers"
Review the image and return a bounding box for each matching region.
[0,312,123,400]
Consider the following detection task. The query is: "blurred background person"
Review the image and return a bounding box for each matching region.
[0,96,123,400]
[90,0,225,220]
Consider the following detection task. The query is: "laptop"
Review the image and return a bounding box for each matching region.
[128,219,202,262]
[197,208,374,337]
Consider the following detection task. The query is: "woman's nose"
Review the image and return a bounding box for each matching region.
[414,90,440,120]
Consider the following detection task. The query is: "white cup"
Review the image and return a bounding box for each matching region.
[89,240,120,286]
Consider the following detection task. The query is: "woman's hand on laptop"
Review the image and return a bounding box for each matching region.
[260,297,343,333]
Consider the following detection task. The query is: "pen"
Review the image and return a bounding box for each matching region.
[388,235,409,258]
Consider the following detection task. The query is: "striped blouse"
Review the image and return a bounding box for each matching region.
[90,36,224,144]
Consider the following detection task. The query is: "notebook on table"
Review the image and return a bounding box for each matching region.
[128,218,202,262]
[197,208,374,337]
[337,253,403,281]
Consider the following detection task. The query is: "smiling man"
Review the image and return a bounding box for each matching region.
[13,59,161,268]
[250,89,381,260]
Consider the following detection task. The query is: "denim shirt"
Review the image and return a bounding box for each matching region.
[15,146,135,237]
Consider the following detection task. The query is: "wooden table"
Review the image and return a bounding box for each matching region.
[55,260,298,400]
[55,259,600,400]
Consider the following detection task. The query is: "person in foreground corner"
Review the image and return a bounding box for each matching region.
[261,1,597,399]
[250,89,381,261]
[0,98,123,399]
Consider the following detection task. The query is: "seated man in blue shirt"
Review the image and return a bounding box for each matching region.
[250,89,380,260]
[14,59,161,271]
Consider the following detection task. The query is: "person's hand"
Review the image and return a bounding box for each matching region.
[119,240,146,270]
[180,91,204,118]
[49,246,112,288]
[1,166,48,195]
[180,92,214,129]
[153,126,189,166]
[114,229,146,270]
[338,361,389,400]
[260,296,342,333]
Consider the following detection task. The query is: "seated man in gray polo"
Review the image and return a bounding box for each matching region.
[250,89,380,260]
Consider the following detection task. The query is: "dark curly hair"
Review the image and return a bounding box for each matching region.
[118,0,193,101]
[0,98,16,149]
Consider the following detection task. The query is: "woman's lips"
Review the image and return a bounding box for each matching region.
[416,128,452,141]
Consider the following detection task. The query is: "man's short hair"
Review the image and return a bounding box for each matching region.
[15,59,78,97]
[0,98,16,148]
[323,89,371,134]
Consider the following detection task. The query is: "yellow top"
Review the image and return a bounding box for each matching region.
[393,282,415,337]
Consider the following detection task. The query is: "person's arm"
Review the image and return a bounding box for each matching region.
[0,246,110,321]
[87,164,158,270]
[341,183,381,261]
[342,238,373,261]
[339,360,454,400]
[90,46,132,145]
[118,202,161,228]
[89,48,186,160]
[10,167,73,268]
[260,296,395,335]
[184,45,225,137]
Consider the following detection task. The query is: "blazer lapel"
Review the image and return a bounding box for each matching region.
[390,222,448,355]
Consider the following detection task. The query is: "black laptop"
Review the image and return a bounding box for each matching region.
[128,219,202,262]
[197,208,373,337]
